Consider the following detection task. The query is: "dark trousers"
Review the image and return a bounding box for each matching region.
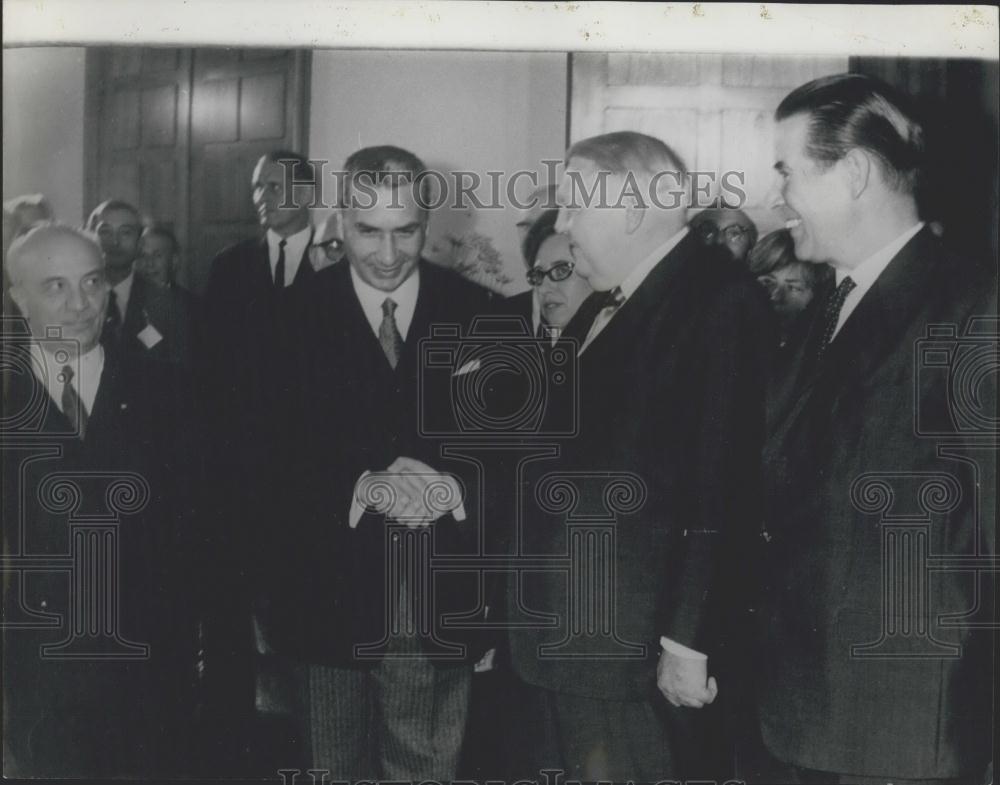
[505,677,676,784]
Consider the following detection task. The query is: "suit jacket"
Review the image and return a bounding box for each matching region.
[255,259,496,668]
[195,233,319,734]
[758,227,996,779]
[1,337,203,778]
[110,273,200,366]
[507,231,775,700]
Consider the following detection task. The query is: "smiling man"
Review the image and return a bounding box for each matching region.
[262,145,494,780]
[3,224,202,777]
[759,73,996,785]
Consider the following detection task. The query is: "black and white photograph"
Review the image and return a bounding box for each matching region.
[2,3,997,783]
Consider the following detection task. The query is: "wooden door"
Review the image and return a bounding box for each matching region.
[570,53,847,234]
[86,47,310,293]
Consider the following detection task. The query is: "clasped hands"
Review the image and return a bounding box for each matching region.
[350,456,465,529]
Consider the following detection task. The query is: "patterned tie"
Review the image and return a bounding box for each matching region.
[274,239,287,289]
[59,364,87,440]
[102,289,122,346]
[379,297,404,369]
[814,276,857,363]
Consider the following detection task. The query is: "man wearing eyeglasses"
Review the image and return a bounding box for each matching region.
[689,204,758,265]
[85,199,193,364]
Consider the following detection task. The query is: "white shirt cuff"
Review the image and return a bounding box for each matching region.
[660,635,707,660]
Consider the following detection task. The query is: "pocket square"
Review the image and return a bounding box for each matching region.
[454,358,481,376]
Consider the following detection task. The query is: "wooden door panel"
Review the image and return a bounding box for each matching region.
[140,85,178,147]
[87,47,308,293]
[571,53,847,233]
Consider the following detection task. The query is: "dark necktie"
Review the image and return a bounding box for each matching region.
[814,276,856,363]
[59,364,87,440]
[103,289,122,346]
[274,239,287,289]
[379,297,404,369]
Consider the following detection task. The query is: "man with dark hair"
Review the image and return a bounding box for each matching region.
[85,199,193,364]
[197,150,323,772]
[505,130,774,782]
[759,72,996,785]
[255,144,494,779]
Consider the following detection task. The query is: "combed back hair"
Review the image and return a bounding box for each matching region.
[775,73,925,196]
[6,222,102,286]
[85,199,142,231]
[749,229,832,290]
[141,223,180,256]
[341,145,431,209]
[521,209,560,269]
[567,131,688,183]
[262,150,318,186]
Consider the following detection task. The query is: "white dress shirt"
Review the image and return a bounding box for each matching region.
[267,225,313,287]
[349,265,420,341]
[111,271,135,320]
[831,222,925,340]
[30,342,104,416]
[580,226,690,354]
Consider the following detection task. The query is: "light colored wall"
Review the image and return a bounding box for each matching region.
[3,47,87,226]
[309,50,568,293]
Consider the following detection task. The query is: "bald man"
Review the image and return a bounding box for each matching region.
[2,224,203,778]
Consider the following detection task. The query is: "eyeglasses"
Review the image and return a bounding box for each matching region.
[527,260,574,287]
[695,223,750,244]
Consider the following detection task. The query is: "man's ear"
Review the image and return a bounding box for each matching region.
[625,203,645,235]
[841,148,872,199]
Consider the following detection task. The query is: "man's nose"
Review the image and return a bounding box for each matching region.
[555,208,571,234]
[378,234,396,264]
[65,285,90,312]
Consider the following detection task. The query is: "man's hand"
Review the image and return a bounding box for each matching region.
[382,457,464,527]
[656,648,718,708]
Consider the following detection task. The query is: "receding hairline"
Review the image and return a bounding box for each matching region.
[7,224,104,285]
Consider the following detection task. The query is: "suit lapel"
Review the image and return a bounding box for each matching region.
[582,231,699,360]
[290,230,316,289]
[122,274,146,336]
[770,227,941,434]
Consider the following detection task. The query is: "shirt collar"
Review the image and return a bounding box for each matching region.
[618,226,689,300]
[267,224,313,281]
[113,270,135,315]
[29,341,105,414]
[836,222,925,289]
[348,264,421,341]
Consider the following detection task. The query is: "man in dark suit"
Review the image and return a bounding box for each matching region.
[2,224,202,778]
[262,145,494,780]
[196,150,323,771]
[504,131,774,782]
[757,74,996,785]
[86,199,195,365]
